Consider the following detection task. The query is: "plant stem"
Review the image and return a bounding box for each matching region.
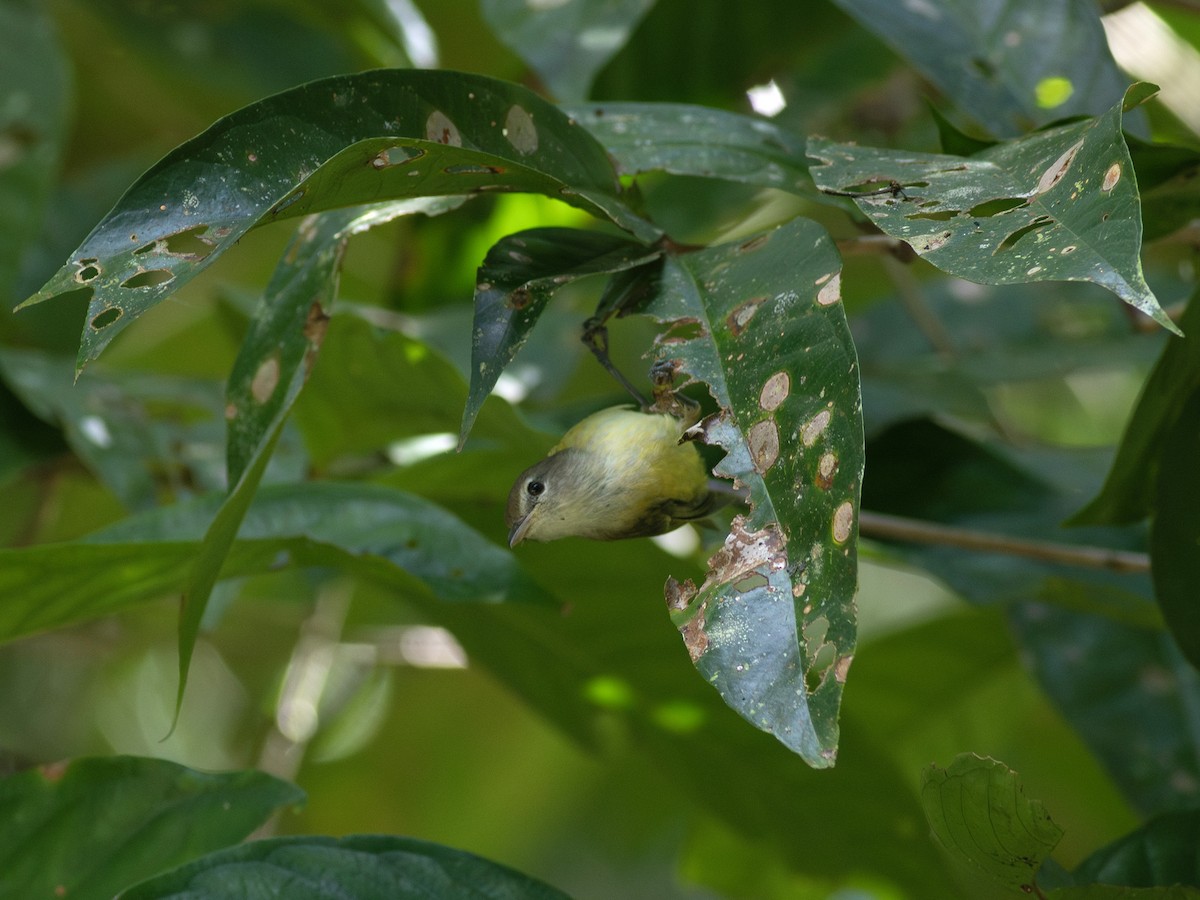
[859,510,1150,574]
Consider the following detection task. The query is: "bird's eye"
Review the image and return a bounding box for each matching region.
[526,480,545,497]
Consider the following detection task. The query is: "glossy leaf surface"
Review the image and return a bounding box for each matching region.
[831,0,1134,137]
[461,227,661,443]
[0,756,301,900]
[0,482,551,645]
[809,85,1176,334]
[644,217,861,765]
[567,102,811,194]
[119,834,571,900]
[18,69,655,370]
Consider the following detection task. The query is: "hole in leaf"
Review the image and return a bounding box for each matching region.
[371,145,425,168]
[805,642,838,692]
[734,572,769,592]
[444,163,504,175]
[969,197,1028,217]
[163,224,215,259]
[996,217,1054,252]
[121,269,175,289]
[905,209,959,221]
[91,307,122,330]
[75,260,101,283]
[271,190,306,216]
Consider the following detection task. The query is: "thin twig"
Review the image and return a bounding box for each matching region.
[881,255,958,360]
[859,510,1150,574]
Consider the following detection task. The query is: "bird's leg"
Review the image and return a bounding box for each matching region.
[649,358,701,427]
[581,315,651,407]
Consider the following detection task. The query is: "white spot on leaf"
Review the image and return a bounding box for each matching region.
[1034,140,1084,196]
[504,106,538,155]
[1102,163,1121,192]
[816,272,842,306]
[425,111,461,147]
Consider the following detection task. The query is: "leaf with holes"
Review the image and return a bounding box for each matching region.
[482,0,654,102]
[809,84,1178,335]
[830,0,1136,138]
[460,227,662,444]
[644,217,861,766]
[16,69,657,372]
[566,103,811,195]
[119,834,572,900]
[922,754,1063,893]
[0,756,302,900]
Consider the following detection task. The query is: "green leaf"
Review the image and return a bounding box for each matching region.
[1072,810,1200,891]
[18,69,658,371]
[1051,887,1200,899]
[644,217,861,765]
[922,754,1063,893]
[1150,390,1200,669]
[1073,291,1200,525]
[567,102,811,194]
[481,0,655,102]
[175,425,282,729]
[117,834,573,900]
[0,348,265,510]
[830,0,1137,137]
[808,84,1178,334]
[460,227,662,444]
[228,200,460,486]
[0,0,69,307]
[294,307,538,472]
[0,482,552,645]
[419,573,960,896]
[1010,602,1200,816]
[184,202,456,724]
[0,756,302,900]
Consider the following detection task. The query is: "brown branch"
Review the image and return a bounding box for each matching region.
[859,510,1150,574]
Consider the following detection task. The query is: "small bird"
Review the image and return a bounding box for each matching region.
[505,406,719,546]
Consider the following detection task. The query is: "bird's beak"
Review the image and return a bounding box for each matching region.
[508,514,532,548]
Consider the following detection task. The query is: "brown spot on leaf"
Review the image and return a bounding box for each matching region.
[747,419,780,474]
[1034,140,1084,196]
[504,105,539,155]
[815,451,838,489]
[509,285,533,309]
[425,111,461,146]
[759,371,790,411]
[703,517,787,594]
[726,296,767,336]
[1102,162,1121,192]
[681,599,709,662]
[665,575,697,611]
[801,408,832,446]
[832,501,855,544]
[251,354,281,404]
[738,233,770,253]
[834,654,853,683]
[816,272,842,306]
